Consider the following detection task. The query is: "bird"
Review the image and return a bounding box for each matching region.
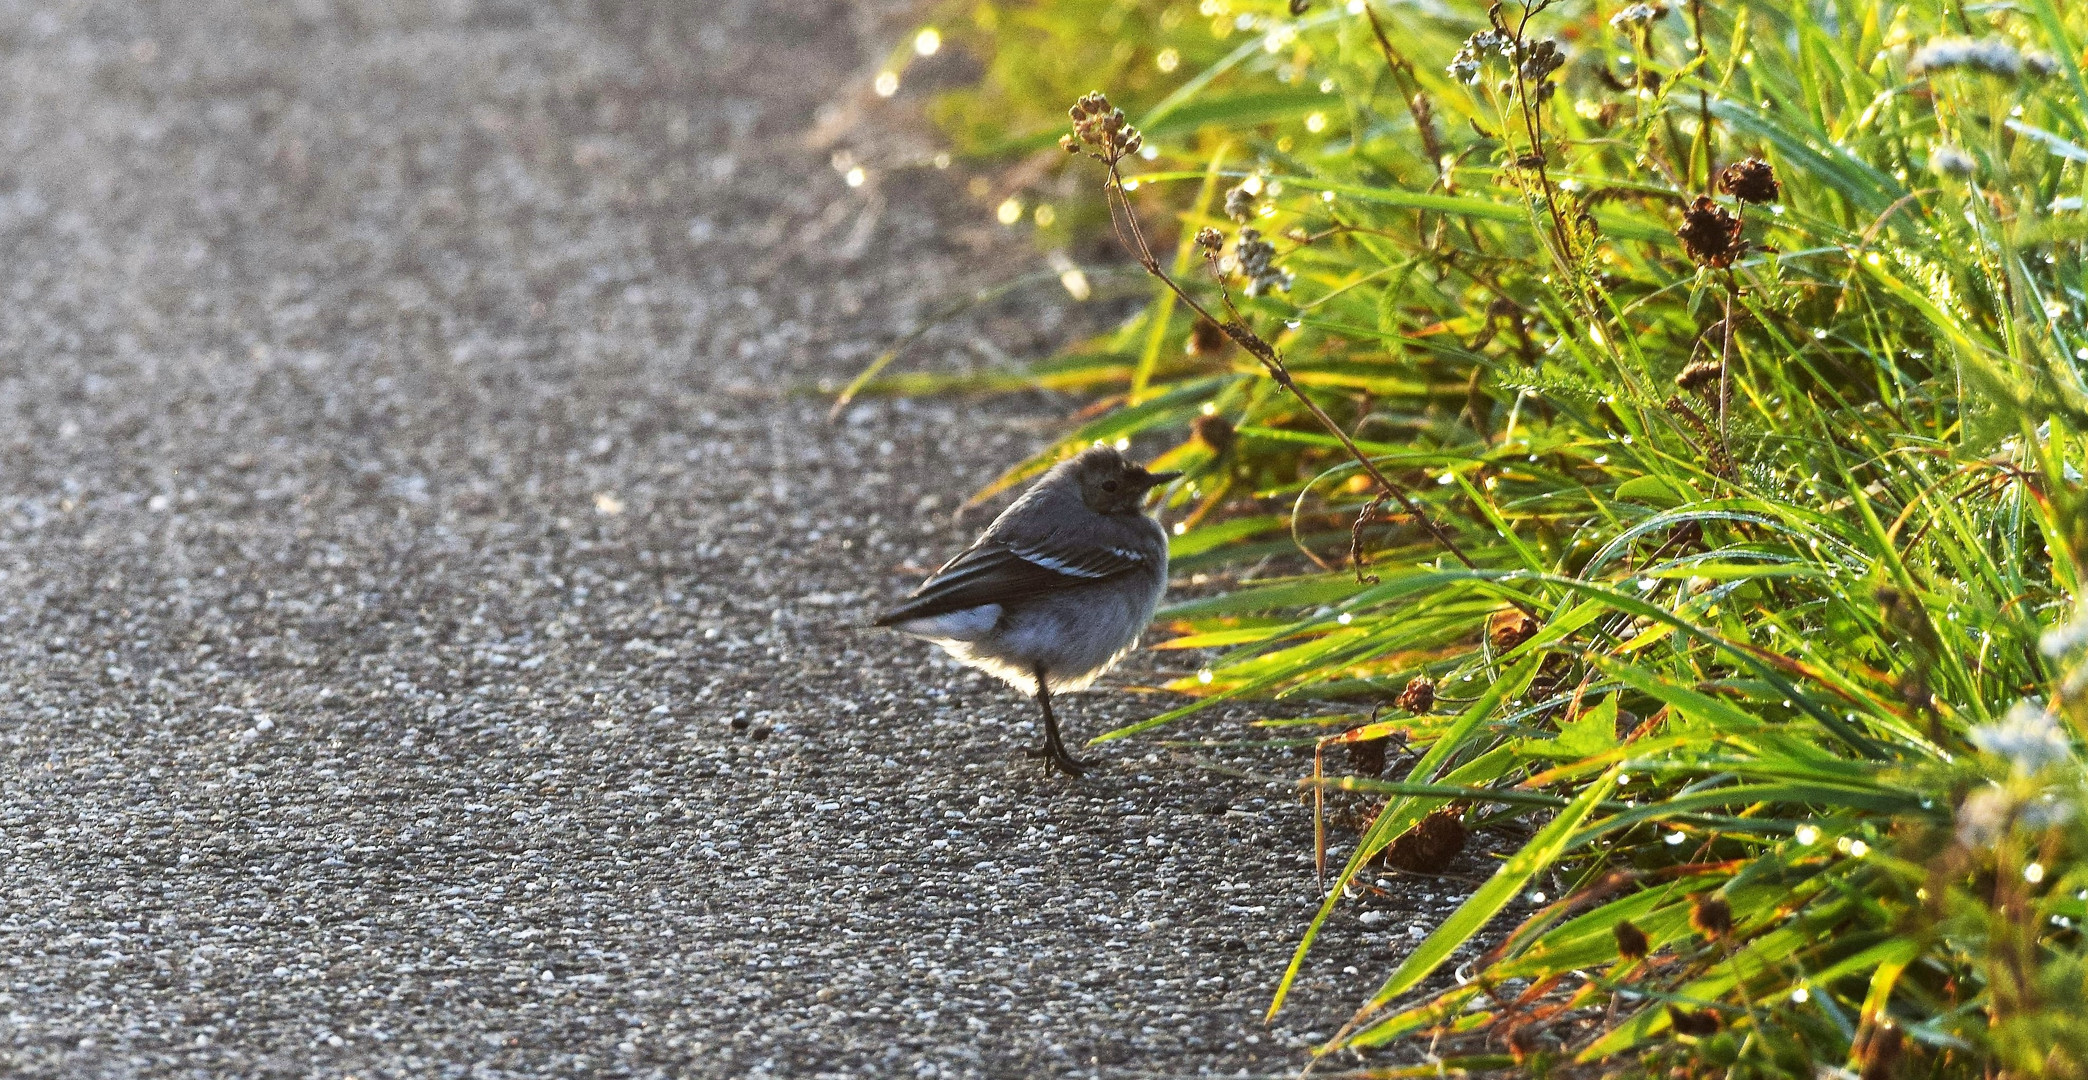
[873,446,1179,776]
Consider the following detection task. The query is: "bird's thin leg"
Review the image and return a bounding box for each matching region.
[1032,667,1088,777]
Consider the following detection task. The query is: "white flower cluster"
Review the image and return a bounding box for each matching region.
[1609,3,1665,29]
[1969,701,2076,777]
[1908,36,2054,78]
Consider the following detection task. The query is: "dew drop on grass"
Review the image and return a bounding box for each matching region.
[1794,825,1819,845]
[1197,669,1214,684]
[2026,862,2046,883]
[1663,832,1685,845]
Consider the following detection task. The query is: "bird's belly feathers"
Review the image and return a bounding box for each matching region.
[929,569,1165,693]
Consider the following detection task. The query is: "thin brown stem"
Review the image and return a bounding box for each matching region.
[1097,159,1481,572]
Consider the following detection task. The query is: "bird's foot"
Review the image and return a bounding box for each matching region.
[1022,744,1092,777]
[1031,743,1091,778]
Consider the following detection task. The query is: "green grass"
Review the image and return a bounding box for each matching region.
[866,0,2088,1074]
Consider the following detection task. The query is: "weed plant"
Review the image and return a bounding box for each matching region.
[858,0,2088,1074]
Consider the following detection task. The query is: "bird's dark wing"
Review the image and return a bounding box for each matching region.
[872,537,1152,626]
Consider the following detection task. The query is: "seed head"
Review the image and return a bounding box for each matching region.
[1194,226,1224,254]
[1232,227,1293,296]
[1396,674,1436,715]
[1674,359,1723,397]
[1191,412,1235,454]
[1676,195,1743,268]
[1613,918,1650,961]
[1383,807,1467,872]
[1690,893,1732,938]
[1666,1005,1721,1036]
[1717,157,1780,204]
[1520,39,1565,82]
[1186,319,1229,357]
[1066,92,1144,163]
[1346,731,1388,775]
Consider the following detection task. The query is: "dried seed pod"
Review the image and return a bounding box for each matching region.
[1395,674,1436,715]
[1194,226,1224,253]
[1717,157,1780,204]
[1676,195,1743,268]
[1383,807,1466,872]
[1191,412,1235,455]
[1614,918,1650,961]
[1666,1005,1721,1036]
[1186,319,1228,357]
[1346,731,1388,775]
[1690,893,1733,938]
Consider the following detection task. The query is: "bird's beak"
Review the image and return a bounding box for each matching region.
[1138,470,1183,489]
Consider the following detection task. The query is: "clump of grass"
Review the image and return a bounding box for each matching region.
[868,0,2088,1073]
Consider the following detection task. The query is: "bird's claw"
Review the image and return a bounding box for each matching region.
[1025,744,1092,778]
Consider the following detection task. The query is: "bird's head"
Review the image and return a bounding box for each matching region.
[1063,446,1180,516]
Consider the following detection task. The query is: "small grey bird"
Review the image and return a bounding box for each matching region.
[874,446,1179,776]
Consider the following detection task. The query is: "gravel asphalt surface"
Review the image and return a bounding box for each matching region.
[0,2,1462,1076]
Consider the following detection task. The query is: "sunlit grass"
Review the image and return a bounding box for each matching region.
[868,0,2088,1073]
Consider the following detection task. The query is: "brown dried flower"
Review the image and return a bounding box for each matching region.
[1186,319,1228,357]
[1614,918,1650,961]
[1383,807,1466,872]
[1690,893,1732,938]
[1346,731,1388,775]
[1396,674,1436,715]
[1666,1005,1721,1036]
[1191,412,1235,455]
[1676,195,1743,268]
[1718,157,1780,204]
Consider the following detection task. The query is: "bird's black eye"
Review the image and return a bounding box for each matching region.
[1102,480,1120,493]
